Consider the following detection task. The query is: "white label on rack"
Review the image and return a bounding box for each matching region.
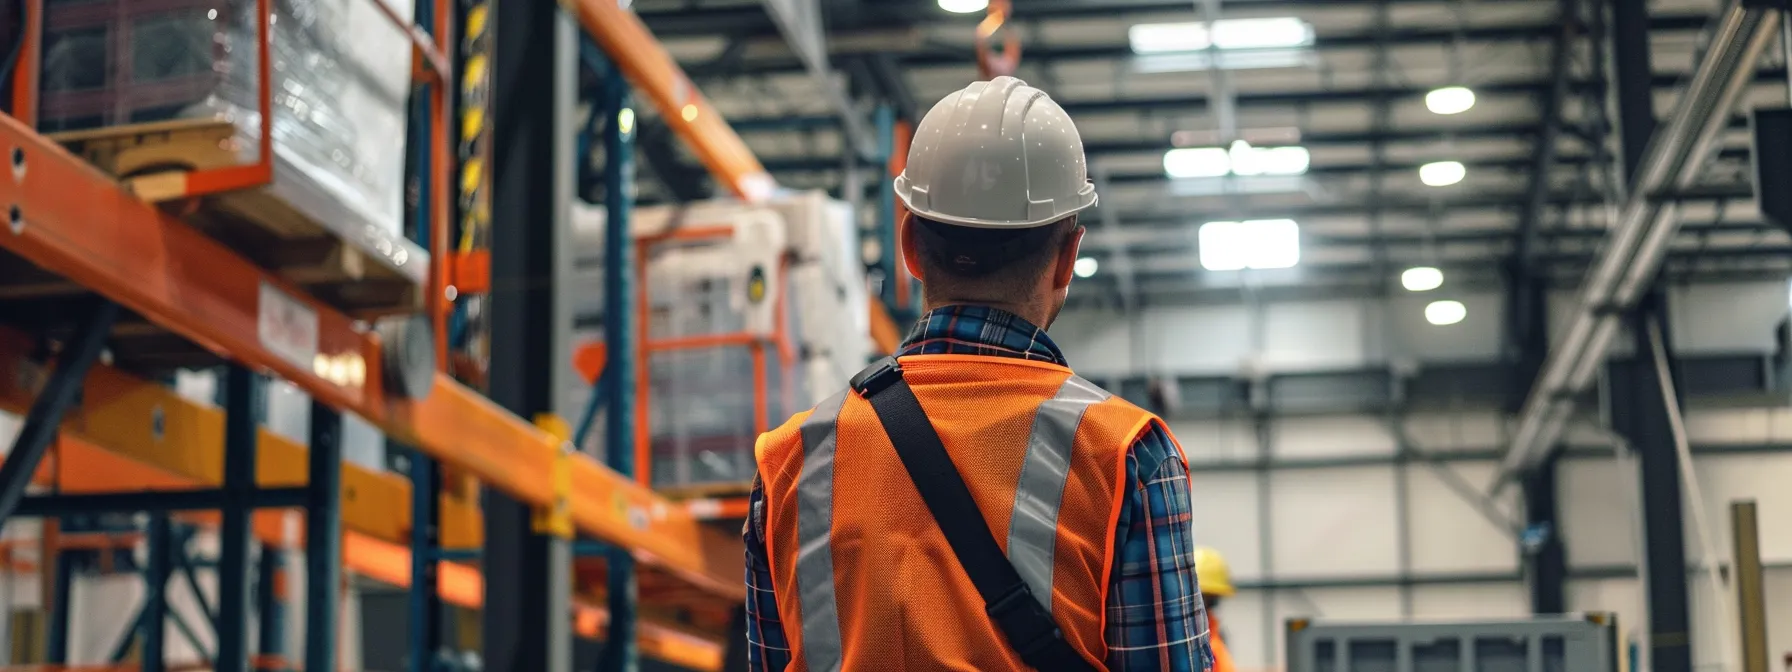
[258,281,320,372]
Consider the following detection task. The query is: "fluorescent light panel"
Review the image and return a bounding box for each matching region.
[1425,300,1467,326]
[1129,17,1314,54]
[938,0,988,13]
[1425,86,1476,115]
[1401,266,1443,292]
[1165,141,1309,178]
[1198,219,1300,271]
[1420,161,1466,187]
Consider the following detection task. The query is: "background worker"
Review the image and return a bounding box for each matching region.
[741,76,1214,671]
[1196,547,1238,672]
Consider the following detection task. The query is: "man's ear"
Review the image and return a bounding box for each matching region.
[899,212,925,282]
[1050,223,1086,290]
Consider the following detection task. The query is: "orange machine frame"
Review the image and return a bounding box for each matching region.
[631,224,797,488]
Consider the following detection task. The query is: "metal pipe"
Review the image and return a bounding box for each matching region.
[1497,0,1784,480]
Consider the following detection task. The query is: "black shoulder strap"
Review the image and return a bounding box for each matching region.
[849,357,1098,672]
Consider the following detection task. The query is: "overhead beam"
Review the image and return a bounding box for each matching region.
[1497,0,1784,479]
[657,14,1712,75]
[640,0,1677,36]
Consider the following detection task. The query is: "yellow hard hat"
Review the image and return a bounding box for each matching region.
[1195,546,1236,598]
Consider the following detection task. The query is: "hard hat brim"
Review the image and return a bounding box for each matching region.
[894,174,1099,229]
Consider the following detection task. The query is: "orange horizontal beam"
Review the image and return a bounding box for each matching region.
[560,0,775,203]
[344,534,723,671]
[4,398,722,669]
[0,112,742,601]
[682,496,750,521]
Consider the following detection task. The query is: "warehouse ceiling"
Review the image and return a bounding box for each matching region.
[623,0,1792,307]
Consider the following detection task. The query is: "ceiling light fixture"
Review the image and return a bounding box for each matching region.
[1164,141,1310,178]
[1425,300,1468,326]
[1129,18,1314,54]
[1198,219,1300,271]
[1074,257,1099,278]
[939,0,989,14]
[1419,160,1466,187]
[1425,86,1477,115]
[1401,266,1444,292]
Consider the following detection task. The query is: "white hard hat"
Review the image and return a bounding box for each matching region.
[894,77,1098,229]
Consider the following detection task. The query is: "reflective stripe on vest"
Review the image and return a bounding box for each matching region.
[1007,375,1111,614]
[789,374,1113,665]
[795,389,850,671]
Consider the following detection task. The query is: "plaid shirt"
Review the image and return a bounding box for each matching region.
[745,305,1213,671]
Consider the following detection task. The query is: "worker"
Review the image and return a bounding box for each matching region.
[742,76,1214,672]
[1195,547,1238,672]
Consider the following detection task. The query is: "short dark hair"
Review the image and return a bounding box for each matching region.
[911,215,1077,301]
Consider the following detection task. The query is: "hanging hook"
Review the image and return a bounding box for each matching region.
[975,0,1021,80]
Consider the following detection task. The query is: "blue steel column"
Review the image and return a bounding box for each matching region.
[599,56,638,672]
[306,401,344,672]
[143,513,173,672]
[407,0,447,665]
[407,450,443,672]
[255,543,284,663]
[873,105,898,313]
[216,365,263,672]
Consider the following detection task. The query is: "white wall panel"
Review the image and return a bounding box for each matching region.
[1560,457,1644,567]
[1684,452,1792,564]
[1144,305,1253,374]
[1683,405,1792,445]
[1171,417,1260,463]
[1212,590,1271,671]
[1189,470,1267,581]
[1687,573,1742,672]
[1261,301,1369,372]
[1767,568,1792,671]
[1409,583,1529,620]
[1272,415,1396,460]
[1405,461,1521,574]
[1269,467,1400,576]
[1384,291,1504,361]
[1668,281,1789,354]
[1398,410,1504,453]
[1050,308,1134,376]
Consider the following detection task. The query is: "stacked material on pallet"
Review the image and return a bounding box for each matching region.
[40,0,413,237]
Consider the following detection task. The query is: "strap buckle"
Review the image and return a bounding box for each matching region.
[985,583,1062,661]
[850,356,904,397]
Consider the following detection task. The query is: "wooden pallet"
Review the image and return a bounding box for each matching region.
[50,118,422,318]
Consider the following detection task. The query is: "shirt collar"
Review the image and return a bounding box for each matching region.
[896,305,1069,366]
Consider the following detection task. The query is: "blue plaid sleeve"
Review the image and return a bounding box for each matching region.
[1106,425,1215,671]
[744,478,792,671]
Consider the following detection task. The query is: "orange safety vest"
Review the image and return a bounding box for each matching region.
[1208,612,1236,672]
[756,354,1182,671]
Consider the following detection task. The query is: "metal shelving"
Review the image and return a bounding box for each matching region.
[0,0,786,668]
